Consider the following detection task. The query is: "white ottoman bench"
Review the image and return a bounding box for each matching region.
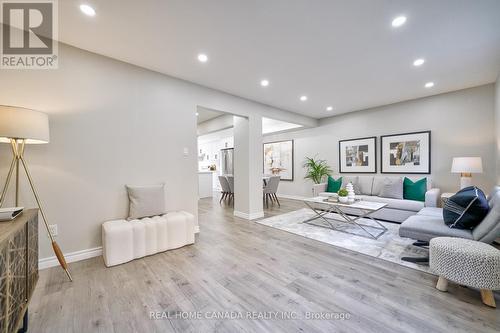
[430,237,500,307]
[102,211,195,267]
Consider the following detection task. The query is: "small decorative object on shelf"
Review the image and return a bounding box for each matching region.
[338,188,349,203]
[346,182,356,203]
[326,193,339,203]
[0,207,24,221]
[209,164,216,171]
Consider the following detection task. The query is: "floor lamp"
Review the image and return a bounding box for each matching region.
[0,105,72,281]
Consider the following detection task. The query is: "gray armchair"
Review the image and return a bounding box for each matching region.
[399,186,500,263]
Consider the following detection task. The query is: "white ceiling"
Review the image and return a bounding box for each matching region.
[196,106,303,135]
[262,117,303,135]
[57,0,500,118]
[196,106,224,124]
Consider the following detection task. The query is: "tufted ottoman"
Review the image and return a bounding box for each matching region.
[430,237,500,307]
[102,211,196,267]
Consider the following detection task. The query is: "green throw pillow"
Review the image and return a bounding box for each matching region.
[327,176,342,193]
[403,177,427,202]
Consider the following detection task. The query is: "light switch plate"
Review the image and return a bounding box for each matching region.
[48,224,58,237]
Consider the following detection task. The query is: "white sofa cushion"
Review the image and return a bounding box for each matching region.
[142,217,159,256]
[417,207,443,218]
[379,177,404,199]
[164,211,196,249]
[131,220,146,259]
[102,220,134,267]
[357,176,374,195]
[399,215,473,242]
[372,176,402,196]
[153,216,169,252]
[357,195,424,212]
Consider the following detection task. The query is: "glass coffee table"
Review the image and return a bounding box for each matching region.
[301,197,388,239]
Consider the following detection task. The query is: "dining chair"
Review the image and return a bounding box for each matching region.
[226,175,234,203]
[263,175,280,208]
[218,176,231,204]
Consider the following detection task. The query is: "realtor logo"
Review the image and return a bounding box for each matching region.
[1,0,58,69]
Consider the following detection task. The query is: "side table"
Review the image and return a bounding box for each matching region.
[440,192,455,207]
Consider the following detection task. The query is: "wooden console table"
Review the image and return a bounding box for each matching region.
[0,209,38,333]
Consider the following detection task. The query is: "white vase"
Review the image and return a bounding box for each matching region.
[339,196,348,203]
[346,182,355,200]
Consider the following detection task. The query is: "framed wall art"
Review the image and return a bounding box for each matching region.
[263,140,294,181]
[381,131,431,174]
[339,136,377,173]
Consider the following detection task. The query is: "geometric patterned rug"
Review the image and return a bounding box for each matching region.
[256,208,432,273]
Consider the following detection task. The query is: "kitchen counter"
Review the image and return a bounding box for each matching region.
[198,171,214,198]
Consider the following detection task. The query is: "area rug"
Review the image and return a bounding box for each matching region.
[256,208,431,273]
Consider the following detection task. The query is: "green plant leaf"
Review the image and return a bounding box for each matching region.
[302,156,333,184]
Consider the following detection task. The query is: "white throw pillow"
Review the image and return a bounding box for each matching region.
[379,177,403,199]
[126,184,166,220]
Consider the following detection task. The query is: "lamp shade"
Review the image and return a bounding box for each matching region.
[451,157,483,174]
[0,105,49,144]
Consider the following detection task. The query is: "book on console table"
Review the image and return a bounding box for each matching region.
[0,207,24,221]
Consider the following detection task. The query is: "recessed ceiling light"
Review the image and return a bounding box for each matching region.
[300,95,308,101]
[425,82,434,88]
[260,79,269,87]
[326,106,333,111]
[196,112,199,116]
[413,58,425,66]
[79,4,96,17]
[197,54,208,63]
[391,16,407,27]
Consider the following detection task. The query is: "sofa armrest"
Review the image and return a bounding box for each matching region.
[425,188,441,207]
[312,183,327,197]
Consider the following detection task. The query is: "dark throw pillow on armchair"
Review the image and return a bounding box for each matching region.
[443,186,489,230]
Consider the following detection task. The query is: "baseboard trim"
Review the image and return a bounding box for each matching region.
[277,194,308,201]
[234,210,265,220]
[39,246,102,270]
[40,225,200,269]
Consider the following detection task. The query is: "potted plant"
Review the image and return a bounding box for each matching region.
[338,188,349,203]
[303,156,333,184]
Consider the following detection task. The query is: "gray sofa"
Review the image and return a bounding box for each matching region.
[313,175,440,223]
[400,186,500,243]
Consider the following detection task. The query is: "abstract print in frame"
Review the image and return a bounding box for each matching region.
[381,131,431,174]
[263,140,294,181]
[339,137,377,173]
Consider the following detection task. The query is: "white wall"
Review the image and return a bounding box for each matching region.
[233,115,264,219]
[265,85,497,197]
[495,74,500,184]
[0,43,315,259]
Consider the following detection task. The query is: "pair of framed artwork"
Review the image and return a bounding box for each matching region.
[339,131,431,174]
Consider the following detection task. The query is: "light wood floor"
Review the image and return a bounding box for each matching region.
[30,197,499,333]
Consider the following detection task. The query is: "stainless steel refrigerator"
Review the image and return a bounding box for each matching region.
[220,148,234,175]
